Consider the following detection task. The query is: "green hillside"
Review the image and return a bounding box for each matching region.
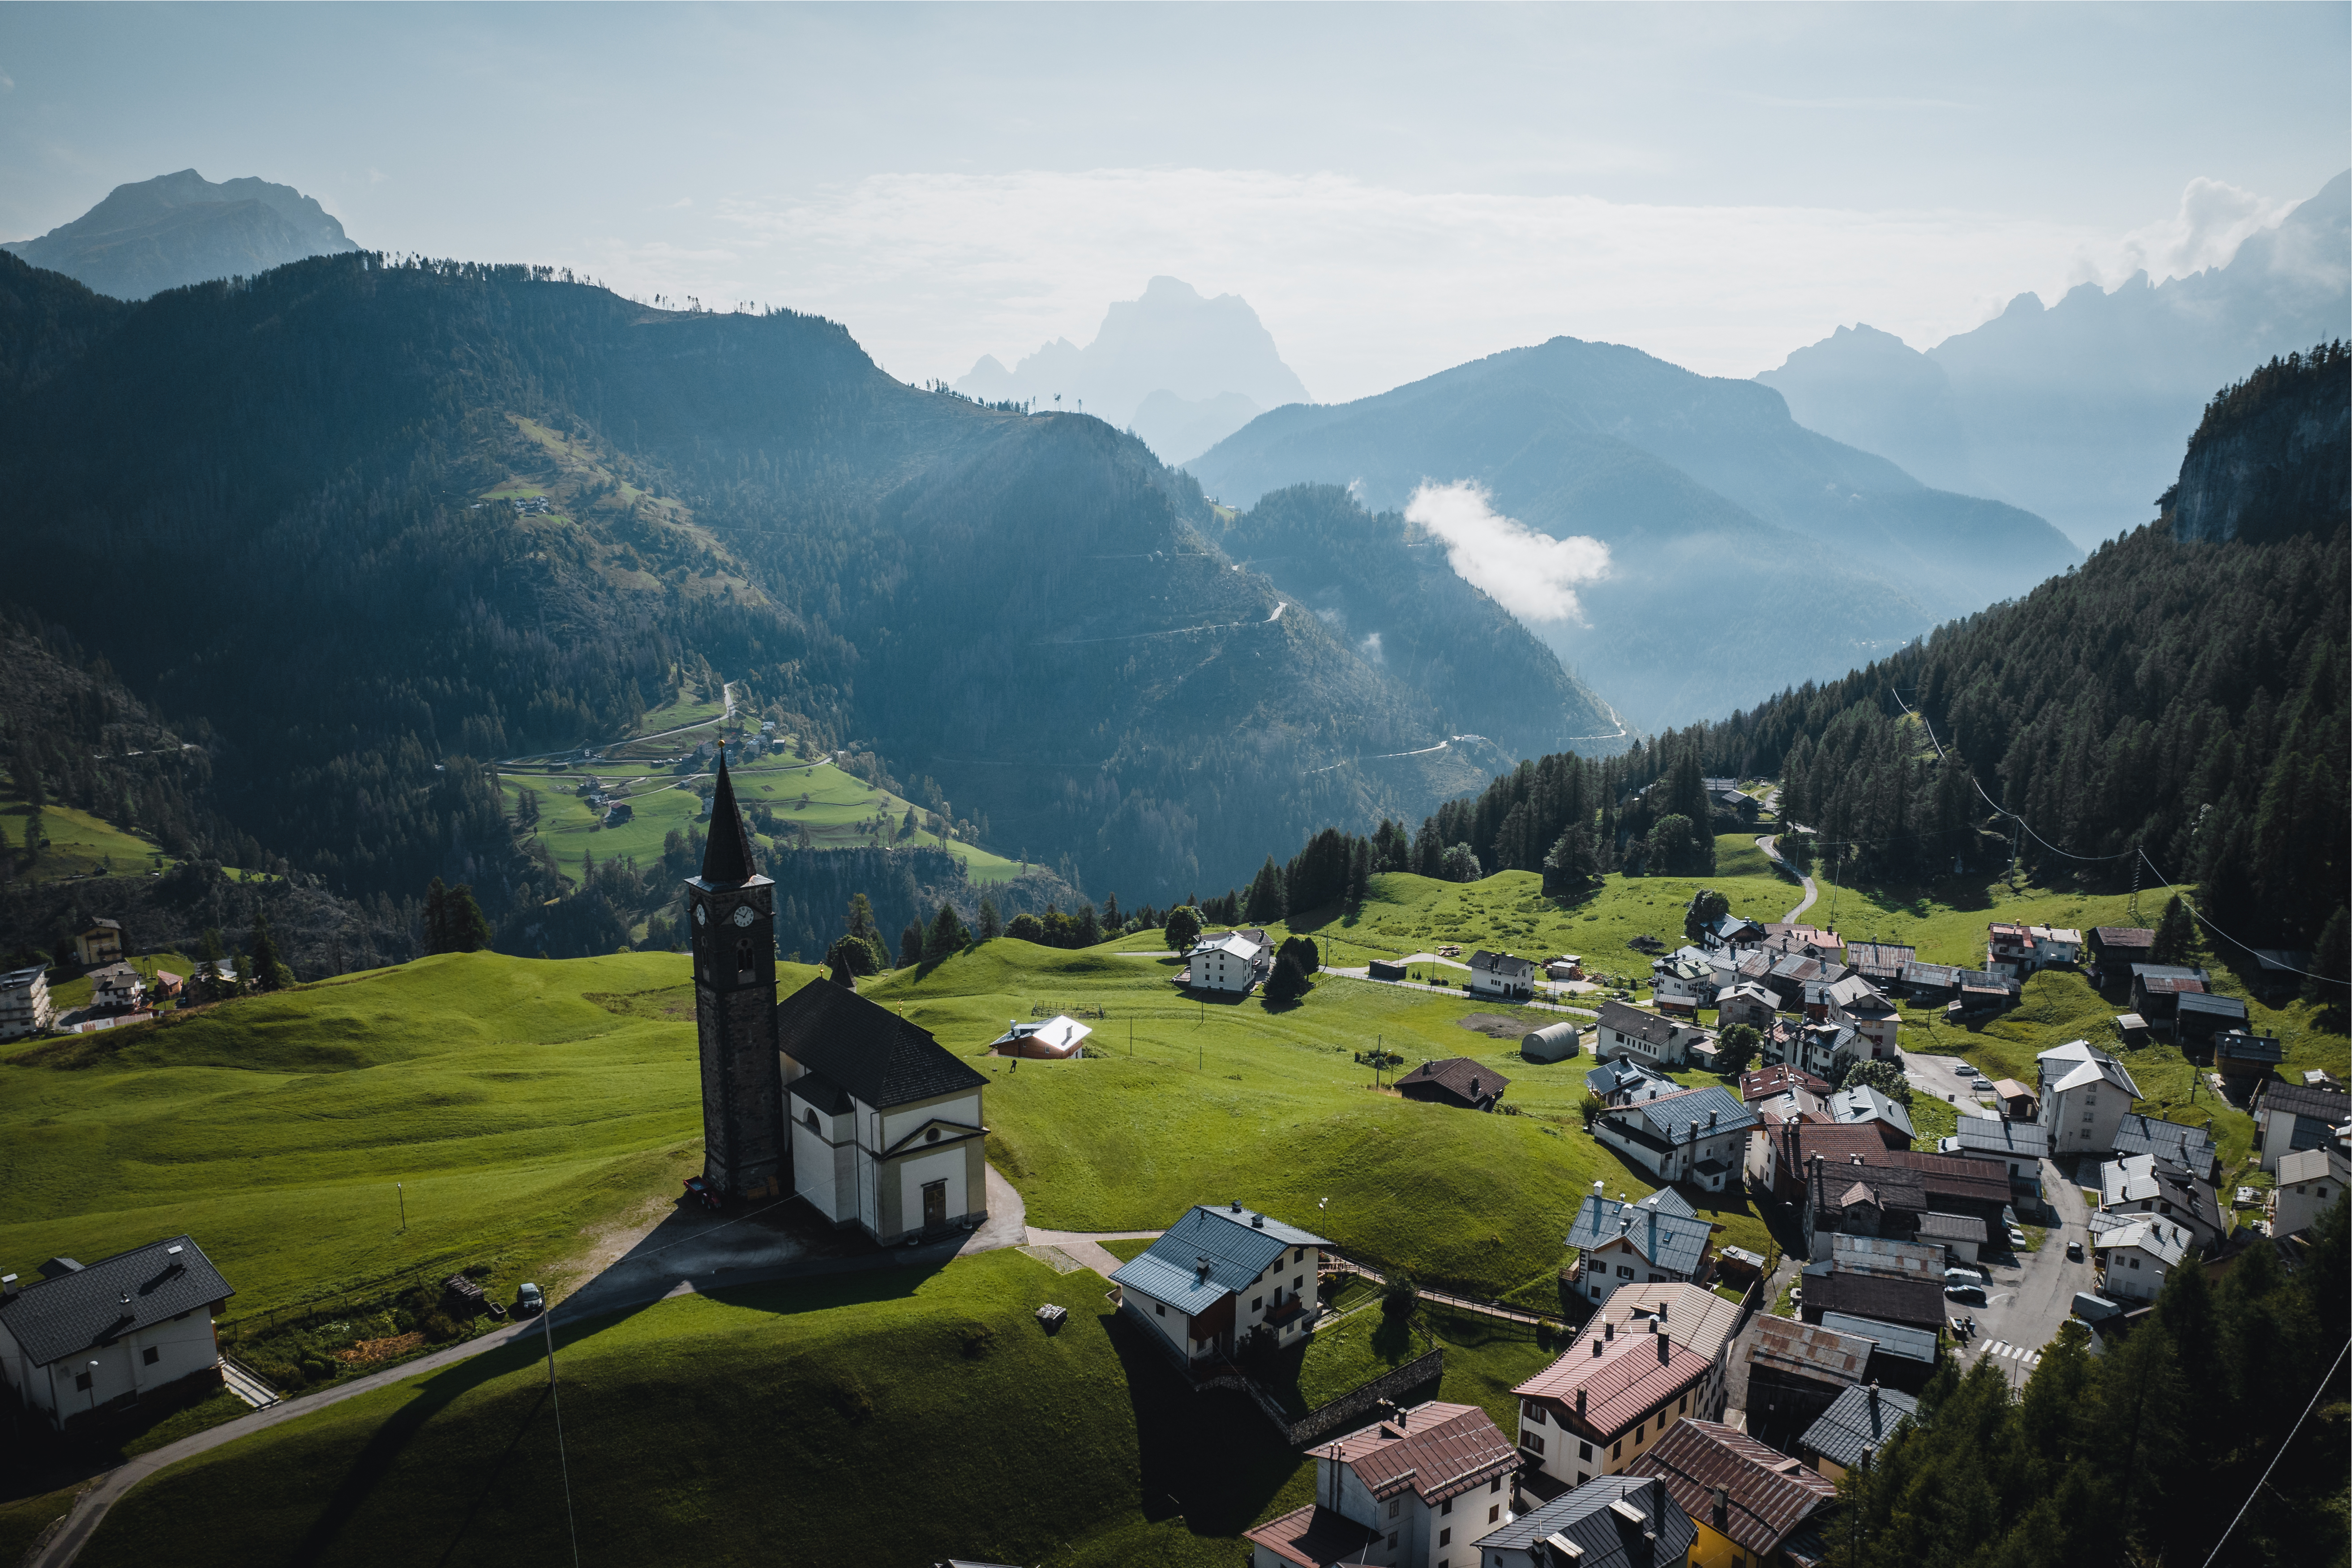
[73,1251,1551,1568]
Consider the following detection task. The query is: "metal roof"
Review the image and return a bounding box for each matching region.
[2212,1032,2283,1063]
[1474,1474,1698,1564]
[1564,1192,1713,1277]
[1109,1203,1329,1316]
[1471,949,1536,979]
[1586,1058,1679,1097]
[1951,1117,2048,1160]
[2112,1114,2219,1173]
[1625,1418,1838,1560]
[696,752,762,887]
[1742,1316,1874,1388]
[1829,1086,1913,1140]
[775,981,989,1110]
[1805,1271,1945,1329]
[1915,1211,1988,1242]
[0,1235,234,1368]
[1618,1085,1758,1145]
[2175,991,2250,1022]
[1799,1382,1920,1468]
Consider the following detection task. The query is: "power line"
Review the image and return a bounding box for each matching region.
[2138,847,2350,987]
[2196,1339,2349,1568]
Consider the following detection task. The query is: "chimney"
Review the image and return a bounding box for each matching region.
[1195,1256,1212,1283]
[1604,1320,1615,1341]
[1576,1388,1588,1416]
[1868,1379,1880,1409]
[1251,1213,1264,1229]
[1593,1337,1605,1358]
[1711,1485,1729,1528]
[0,1274,15,1299]
[1230,1200,1243,1212]
[1657,1332,1671,1364]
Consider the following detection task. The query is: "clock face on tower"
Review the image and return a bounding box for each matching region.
[732,905,754,928]
[694,905,707,926]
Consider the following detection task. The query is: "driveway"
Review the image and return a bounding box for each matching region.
[1901,1048,1996,1115]
[1949,1157,2097,1390]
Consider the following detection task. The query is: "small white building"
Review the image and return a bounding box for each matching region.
[1821,975,1900,1058]
[0,964,55,1041]
[0,1237,234,1430]
[2099,1152,2225,1252]
[1187,931,1269,994]
[2270,1147,2349,1239]
[1714,981,1779,1031]
[1110,1202,1329,1366]
[1469,950,1536,1001]
[1594,1001,1715,1070]
[1591,1087,1757,1193]
[1564,1186,1717,1307]
[2093,1214,2189,1303]
[986,1015,1092,1058]
[2035,1040,2142,1157]
[778,984,991,1245]
[1986,922,2082,978]
[1244,1401,1520,1568]
[87,963,147,1014]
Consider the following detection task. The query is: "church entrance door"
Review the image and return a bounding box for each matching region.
[922,1180,948,1231]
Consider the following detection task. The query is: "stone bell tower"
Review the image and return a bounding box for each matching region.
[685,748,784,1201]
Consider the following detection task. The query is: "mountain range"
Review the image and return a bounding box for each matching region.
[1185,336,2080,728]
[3,169,360,301]
[1760,170,2350,549]
[955,276,1310,463]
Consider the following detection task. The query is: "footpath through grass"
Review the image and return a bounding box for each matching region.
[76,1250,1551,1568]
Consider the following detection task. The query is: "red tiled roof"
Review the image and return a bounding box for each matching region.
[1513,1329,1714,1437]
[1318,1401,1519,1506]
[1627,1419,1839,1559]
[1243,1504,1380,1568]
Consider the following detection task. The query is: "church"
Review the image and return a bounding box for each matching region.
[688,752,992,1243]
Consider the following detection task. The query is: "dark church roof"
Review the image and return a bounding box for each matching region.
[699,749,762,887]
[776,981,989,1110]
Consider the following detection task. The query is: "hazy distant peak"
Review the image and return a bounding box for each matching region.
[4,168,358,300]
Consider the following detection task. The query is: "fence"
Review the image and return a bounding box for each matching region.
[1320,1251,1570,1332]
[217,1258,479,1340]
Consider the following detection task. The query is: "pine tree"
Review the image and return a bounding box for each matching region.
[248,912,294,991]
[424,876,450,954]
[2151,894,2198,964]
[977,895,1003,940]
[446,884,493,953]
[1244,856,1288,923]
[924,902,968,964]
[897,921,924,968]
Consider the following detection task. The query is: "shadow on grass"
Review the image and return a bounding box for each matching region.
[1098,1311,1302,1538]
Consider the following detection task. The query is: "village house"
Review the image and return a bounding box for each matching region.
[0,964,55,1041]
[1762,923,1843,961]
[1471,1474,1696,1568]
[2251,1080,2352,1174]
[2035,1039,2141,1157]
[2173,990,2252,1047]
[2129,964,2211,1024]
[1591,1086,1757,1193]
[1842,943,1915,990]
[1111,1202,1328,1368]
[1714,980,1780,1031]
[1987,1077,2038,1119]
[1820,975,1900,1058]
[1574,1283,1748,1374]
[1827,1234,1945,1282]
[1513,1320,1718,1493]
[86,963,147,1014]
[1705,912,1767,950]
[1797,1269,1946,1336]
[2094,1215,2189,1303]
[1803,1155,1927,1260]
[1752,1122,1886,1204]
[1740,1065,1832,1102]
[1469,950,1536,1002]
[1815,1312,1940,1394]
[1187,930,1272,993]
[2098,1153,2225,1252]
[1945,1115,2049,1185]
[0,1237,234,1430]
[1627,1418,1841,1568]
[2211,1030,2284,1086]
[1650,950,1719,1016]
[1725,1314,1876,1451]
[1799,1382,1918,1483]
[1761,952,1841,1010]
[1396,1058,1511,1113]
[985,1014,1092,1058]
[1986,921,2081,978]
[72,919,124,968]
[2112,1112,2222,1184]
[1563,1186,1716,1307]
[2086,926,2156,987]
[1760,1018,1866,1083]
[1826,1086,1912,1148]
[2269,1148,2349,1239]
[1244,1400,1517,1568]
[1593,1000,1717,1071]
[1586,1057,1684,1107]
[780,982,991,1244]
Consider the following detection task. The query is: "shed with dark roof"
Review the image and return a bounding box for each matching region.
[1395,1056,1510,1111]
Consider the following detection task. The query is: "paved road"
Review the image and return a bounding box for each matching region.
[1319,969,1599,1019]
[1951,1157,2097,1391]
[1755,835,1818,924]
[1901,1048,1997,1115]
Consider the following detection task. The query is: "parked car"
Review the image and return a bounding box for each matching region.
[2007,1226,2030,1248]
[1945,1280,1988,1302]
[2065,1240,2085,1261]
[516,1282,545,1318]
[683,1175,720,1211]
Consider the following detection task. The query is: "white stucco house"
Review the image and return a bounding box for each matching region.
[2093,1214,2189,1303]
[1987,922,2082,978]
[1109,1202,1329,1367]
[1594,1001,1716,1070]
[0,964,55,1041]
[2036,1039,2142,1157]
[1187,931,1270,993]
[1244,1401,1520,1568]
[778,983,990,1245]
[2270,1148,2349,1239]
[0,1237,234,1430]
[1469,950,1536,1001]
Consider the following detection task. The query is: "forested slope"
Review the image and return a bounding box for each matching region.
[0,251,1536,921]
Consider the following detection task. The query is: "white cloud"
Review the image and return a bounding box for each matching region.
[1404,481,1609,626]
[0,68,15,92]
[2079,176,2292,286]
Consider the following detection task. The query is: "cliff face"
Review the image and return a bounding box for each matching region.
[2169,342,2350,545]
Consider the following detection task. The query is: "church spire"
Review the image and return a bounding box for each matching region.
[700,744,760,887]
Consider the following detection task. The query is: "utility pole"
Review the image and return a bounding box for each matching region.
[543,1309,582,1568]
[397,1183,406,1232]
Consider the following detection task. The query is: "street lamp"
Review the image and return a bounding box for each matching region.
[86,1359,100,1417]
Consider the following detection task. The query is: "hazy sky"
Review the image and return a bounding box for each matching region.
[3,3,2344,399]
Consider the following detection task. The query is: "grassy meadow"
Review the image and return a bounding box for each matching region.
[0,788,173,883]
[74,1250,1551,1568]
